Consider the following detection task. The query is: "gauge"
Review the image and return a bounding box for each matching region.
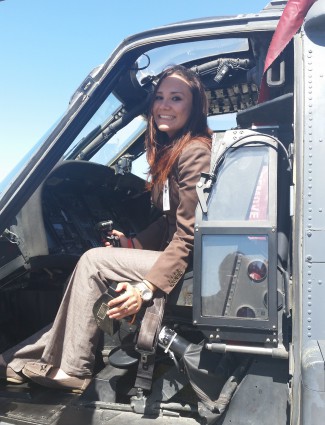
[247,260,267,282]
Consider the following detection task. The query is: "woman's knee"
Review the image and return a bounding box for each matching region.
[79,247,106,265]
[74,248,107,278]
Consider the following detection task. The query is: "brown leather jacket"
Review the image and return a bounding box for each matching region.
[136,140,211,294]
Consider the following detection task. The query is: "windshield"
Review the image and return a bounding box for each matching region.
[64,39,247,170]
[64,93,122,160]
[91,116,147,166]
[136,38,249,82]
[0,118,61,197]
[0,36,250,204]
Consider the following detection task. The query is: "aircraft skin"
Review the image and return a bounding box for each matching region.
[0,1,324,424]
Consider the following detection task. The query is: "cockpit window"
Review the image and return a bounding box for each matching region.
[61,38,250,175]
[91,116,147,167]
[64,93,122,161]
[0,36,251,202]
[136,38,249,83]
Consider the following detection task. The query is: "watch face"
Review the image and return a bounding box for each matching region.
[136,282,153,301]
[142,288,153,301]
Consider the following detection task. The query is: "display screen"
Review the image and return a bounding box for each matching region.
[201,234,269,320]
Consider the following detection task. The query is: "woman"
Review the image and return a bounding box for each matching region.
[0,65,212,392]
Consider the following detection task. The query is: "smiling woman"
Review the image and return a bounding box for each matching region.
[153,74,193,138]
[0,64,212,394]
[0,1,298,422]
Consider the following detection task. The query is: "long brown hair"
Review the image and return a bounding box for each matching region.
[145,65,212,189]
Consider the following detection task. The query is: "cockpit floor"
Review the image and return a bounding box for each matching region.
[0,381,199,425]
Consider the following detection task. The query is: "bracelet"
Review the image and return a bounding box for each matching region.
[127,313,136,325]
[127,238,135,249]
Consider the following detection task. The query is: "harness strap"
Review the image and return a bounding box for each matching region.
[135,291,165,390]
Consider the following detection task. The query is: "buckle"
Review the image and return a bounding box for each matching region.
[135,348,155,365]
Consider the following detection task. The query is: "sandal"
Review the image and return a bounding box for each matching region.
[22,362,91,393]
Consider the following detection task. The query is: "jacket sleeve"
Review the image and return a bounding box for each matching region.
[144,142,211,294]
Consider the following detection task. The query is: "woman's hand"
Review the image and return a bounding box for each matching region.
[107,282,142,320]
[105,229,128,248]
[105,229,142,249]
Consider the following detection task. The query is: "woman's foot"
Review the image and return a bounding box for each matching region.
[0,365,26,384]
[22,362,91,393]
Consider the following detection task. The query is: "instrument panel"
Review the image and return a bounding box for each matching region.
[42,161,150,256]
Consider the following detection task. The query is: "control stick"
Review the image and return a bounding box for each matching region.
[95,220,121,247]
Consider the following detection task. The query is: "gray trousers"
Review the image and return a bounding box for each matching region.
[1,247,161,377]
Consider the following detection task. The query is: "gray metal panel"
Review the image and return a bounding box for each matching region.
[290,34,305,425]
[302,340,325,392]
[301,340,325,425]
[302,262,325,341]
[292,4,325,422]
[305,231,325,262]
[301,13,325,346]
[218,357,289,425]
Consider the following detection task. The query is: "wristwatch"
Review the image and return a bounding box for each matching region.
[135,280,154,302]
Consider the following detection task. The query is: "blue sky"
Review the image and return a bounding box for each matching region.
[0,0,268,181]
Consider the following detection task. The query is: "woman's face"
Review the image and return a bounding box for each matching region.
[153,73,193,139]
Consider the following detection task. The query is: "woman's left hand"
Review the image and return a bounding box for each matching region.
[107,282,142,320]
[104,229,128,248]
